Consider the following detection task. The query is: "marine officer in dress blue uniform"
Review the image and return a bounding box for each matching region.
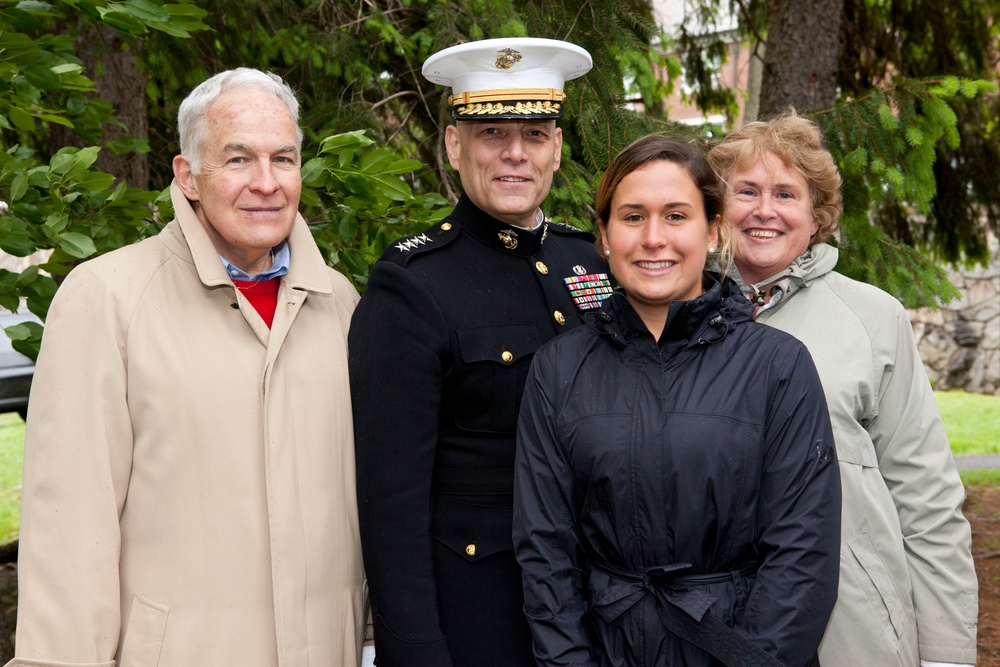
[349,37,612,667]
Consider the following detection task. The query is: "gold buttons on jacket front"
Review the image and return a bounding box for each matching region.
[441,223,453,231]
[466,544,476,556]
[554,310,566,326]
[535,261,549,275]
[501,350,514,363]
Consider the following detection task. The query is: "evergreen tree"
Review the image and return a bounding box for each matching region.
[675,0,999,306]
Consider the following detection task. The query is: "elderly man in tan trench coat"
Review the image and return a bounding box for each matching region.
[7,68,367,666]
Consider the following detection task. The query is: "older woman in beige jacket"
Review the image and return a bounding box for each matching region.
[9,69,367,666]
[709,112,977,667]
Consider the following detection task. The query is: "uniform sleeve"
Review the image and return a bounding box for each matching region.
[9,268,131,667]
[348,260,454,667]
[745,343,842,667]
[512,352,597,667]
[870,303,977,664]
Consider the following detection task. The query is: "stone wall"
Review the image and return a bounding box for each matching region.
[908,240,1000,396]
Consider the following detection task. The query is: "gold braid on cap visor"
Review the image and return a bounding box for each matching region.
[448,87,566,116]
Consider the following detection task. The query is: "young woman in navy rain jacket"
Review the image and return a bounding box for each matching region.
[513,137,842,667]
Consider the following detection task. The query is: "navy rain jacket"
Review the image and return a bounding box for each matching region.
[513,278,841,667]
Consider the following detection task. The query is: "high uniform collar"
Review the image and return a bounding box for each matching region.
[594,275,751,350]
[163,180,334,295]
[449,193,546,258]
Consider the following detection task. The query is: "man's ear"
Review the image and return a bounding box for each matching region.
[552,127,563,172]
[444,125,461,171]
[173,155,200,201]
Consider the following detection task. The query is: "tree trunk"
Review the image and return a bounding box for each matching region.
[744,42,765,123]
[49,22,149,189]
[758,0,843,117]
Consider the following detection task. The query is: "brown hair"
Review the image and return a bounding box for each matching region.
[595,135,727,265]
[708,110,843,244]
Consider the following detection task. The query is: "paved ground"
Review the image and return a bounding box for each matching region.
[954,454,1000,470]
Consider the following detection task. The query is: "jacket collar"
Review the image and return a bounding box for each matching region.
[163,180,334,295]
[594,275,750,350]
[449,193,546,257]
[716,243,837,314]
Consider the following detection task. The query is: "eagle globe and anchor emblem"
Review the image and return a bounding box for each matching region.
[495,47,522,70]
[498,229,519,250]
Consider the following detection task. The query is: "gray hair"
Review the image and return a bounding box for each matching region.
[177,68,303,174]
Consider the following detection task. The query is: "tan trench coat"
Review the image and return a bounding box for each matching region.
[9,182,367,667]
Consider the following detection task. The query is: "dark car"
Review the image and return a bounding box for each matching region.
[0,310,40,421]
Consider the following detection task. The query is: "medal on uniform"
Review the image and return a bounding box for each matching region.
[564,273,613,310]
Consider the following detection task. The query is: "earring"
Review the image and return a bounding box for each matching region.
[604,249,611,257]
[708,247,715,253]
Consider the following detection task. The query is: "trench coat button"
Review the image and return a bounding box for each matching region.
[535,261,549,275]
[466,544,476,556]
[501,350,514,363]
[553,310,566,326]
[441,222,453,231]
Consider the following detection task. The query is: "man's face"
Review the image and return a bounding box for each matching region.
[445,120,562,228]
[173,88,301,275]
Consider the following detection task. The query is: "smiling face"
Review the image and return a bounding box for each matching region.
[600,160,718,335]
[173,87,301,276]
[725,151,817,285]
[444,120,562,228]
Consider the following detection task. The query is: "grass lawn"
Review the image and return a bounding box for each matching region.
[936,389,1000,456]
[0,390,997,541]
[959,468,1000,486]
[0,412,25,544]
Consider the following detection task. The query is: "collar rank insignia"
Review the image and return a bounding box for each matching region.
[395,233,433,252]
[564,272,613,310]
[498,229,519,250]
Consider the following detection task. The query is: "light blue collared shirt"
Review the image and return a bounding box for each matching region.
[221,240,290,281]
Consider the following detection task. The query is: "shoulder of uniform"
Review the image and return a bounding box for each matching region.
[544,219,596,241]
[378,219,461,266]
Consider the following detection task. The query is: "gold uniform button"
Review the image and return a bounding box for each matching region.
[466,544,476,556]
[440,222,453,231]
[535,261,549,275]
[554,310,566,326]
[501,350,514,363]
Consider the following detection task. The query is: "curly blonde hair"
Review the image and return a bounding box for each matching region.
[708,111,842,244]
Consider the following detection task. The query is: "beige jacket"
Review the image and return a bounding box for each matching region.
[9,182,366,667]
[740,244,977,666]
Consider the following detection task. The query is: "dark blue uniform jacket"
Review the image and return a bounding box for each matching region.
[350,193,609,667]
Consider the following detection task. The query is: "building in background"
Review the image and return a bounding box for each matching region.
[652,0,759,127]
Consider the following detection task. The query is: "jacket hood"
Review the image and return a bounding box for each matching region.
[593,274,751,350]
[708,243,838,316]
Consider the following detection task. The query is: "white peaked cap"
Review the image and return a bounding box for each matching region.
[422,37,593,120]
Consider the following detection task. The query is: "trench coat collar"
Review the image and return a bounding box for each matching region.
[450,193,546,257]
[164,180,334,295]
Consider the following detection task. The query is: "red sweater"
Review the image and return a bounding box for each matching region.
[232,277,280,328]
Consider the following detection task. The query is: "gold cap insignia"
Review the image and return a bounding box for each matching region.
[495,48,522,70]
